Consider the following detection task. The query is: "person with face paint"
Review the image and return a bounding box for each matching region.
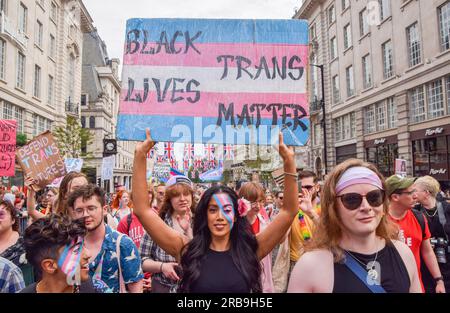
[21,214,110,293]
[132,129,299,292]
[287,159,422,293]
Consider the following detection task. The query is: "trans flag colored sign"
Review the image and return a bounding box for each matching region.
[117,18,309,146]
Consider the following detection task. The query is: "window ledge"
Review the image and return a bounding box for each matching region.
[48,56,56,63]
[341,6,350,16]
[343,45,353,55]
[15,87,26,94]
[361,85,374,93]
[32,96,42,102]
[435,48,450,59]
[0,78,7,84]
[328,21,336,29]
[36,1,45,12]
[50,17,57,26]
[381,75,396,85]
[377,16,392,29]
[359,32,371,44]
[34,43,44,52]
[400,0,415,11]
[329,56,339,64]
[404,62,424,74]
[346,94,357,101]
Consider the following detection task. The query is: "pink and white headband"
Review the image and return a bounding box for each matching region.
[336,166,383,194]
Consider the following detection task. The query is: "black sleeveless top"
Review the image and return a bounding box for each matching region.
[190,249,250,293]
[333,243,410,293]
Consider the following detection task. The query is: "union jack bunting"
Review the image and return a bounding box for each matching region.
[164,142,174,161]
[156,155,165,163]
[184,143,194,159]
[147,147,157,159]
[183,159,190,171]
[204,144,215,161]
[223,144,234,160]
[194,158,203,169]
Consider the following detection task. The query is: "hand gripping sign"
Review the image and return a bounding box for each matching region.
[117,18,310,146]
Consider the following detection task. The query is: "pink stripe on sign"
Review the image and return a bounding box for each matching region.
[123,42,309,68]
[119,90,309,118]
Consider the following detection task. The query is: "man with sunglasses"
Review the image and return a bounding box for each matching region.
[386,175,445,293]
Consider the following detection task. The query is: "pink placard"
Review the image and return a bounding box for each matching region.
[0,120,17,177]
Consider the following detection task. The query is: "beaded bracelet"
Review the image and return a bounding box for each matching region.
[284,172,298,178]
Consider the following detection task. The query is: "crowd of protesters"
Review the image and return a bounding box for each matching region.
[1,130,450,293]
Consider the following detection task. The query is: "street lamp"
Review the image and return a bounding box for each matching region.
[310,64,328,175]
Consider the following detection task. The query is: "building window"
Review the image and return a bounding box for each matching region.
[81,116,85,128]
[409,86,425,123]
[328,5,336,26]
[387,97,397,128]
[382,40,394,79]
[49,34,56,59]
[89,116,95,128]
[365,105,376,134]
[447,76,450,114]
[50,1,57,22]
[16,52,25,90]
[68,55,75,99]
[2,102,24,133]
[0,0,6,13]
[35,20,43,47]
[81,94,87,106]
[346,65,354,97]
[350,112,356,138]
[309,23,316,40]
[0,38,5,80]
[313,123,322,146]
[330,36,337,60]
[335,114,354,141]
[33,115,47,136]
[379,0,391,21]
[18,2,27,34]
[362,54,372,89]
[33,65,41,98]
[406,22,421,67]
[359,8,369,37]
[343,23,352,49]
[342,0,349,11]
[48,75,54,106]
[332,75,340,104]
[376,102,386,131]
[427,79,444,119]
[335,117,343,142]
[438,2,450,51]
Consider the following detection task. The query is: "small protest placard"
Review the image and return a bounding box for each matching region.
[16,131,66,191]
[0,120,16,177]
[101,155,115,181]
[395,159,407,178]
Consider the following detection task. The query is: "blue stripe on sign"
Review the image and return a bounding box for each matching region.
[116,114,310,146]
[125,18,309,45]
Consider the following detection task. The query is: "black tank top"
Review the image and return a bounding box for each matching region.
[333,243,410,293]
[190,249,250,293]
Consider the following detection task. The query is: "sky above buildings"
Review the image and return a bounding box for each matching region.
[83,0,303,165]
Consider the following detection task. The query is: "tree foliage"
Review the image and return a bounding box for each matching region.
[54,116,94,159]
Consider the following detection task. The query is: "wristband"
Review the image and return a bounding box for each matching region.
[284,172,298,178]
[434,276,444,283]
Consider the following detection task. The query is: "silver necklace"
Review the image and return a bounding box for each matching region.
[346,247,380,282]
[423,208,438,218]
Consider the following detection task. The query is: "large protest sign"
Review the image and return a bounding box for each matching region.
[117,18,309,146]
[0,120,16,177]
[101,155,115,181]
[16,131,66,191]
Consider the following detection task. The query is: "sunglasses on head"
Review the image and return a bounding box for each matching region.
[337,189,385,210]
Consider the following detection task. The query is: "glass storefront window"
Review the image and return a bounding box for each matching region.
[366,143,398,178]
[413,136,449,179]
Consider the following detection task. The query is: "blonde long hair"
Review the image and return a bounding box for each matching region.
[306,159,397,262]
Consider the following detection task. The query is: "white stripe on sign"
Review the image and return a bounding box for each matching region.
[121,65,306,94]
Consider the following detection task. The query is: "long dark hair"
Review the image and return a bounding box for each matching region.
[178,186,261,293]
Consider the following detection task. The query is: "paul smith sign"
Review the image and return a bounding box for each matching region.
[430,168,447,175]
[374,138,386,145]
[425,127,444,136]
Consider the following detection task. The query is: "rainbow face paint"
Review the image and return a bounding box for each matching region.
[57,236,84,285]
[213,193,235,230]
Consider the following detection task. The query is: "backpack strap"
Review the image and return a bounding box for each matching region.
[412,209,426,239]
[127,213,133,234]
[343,251,386,293]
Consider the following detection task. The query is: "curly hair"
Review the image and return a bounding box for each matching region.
[178,186,261,293]
[0,200,19,232]
[24,214,87,276]
[55,172,88,216]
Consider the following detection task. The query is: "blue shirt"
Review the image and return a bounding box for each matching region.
[0,257,25,293]
[88,225,143,292]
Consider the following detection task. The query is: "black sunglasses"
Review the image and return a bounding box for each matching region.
[337,189,385,210]
[302,185,315,190]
